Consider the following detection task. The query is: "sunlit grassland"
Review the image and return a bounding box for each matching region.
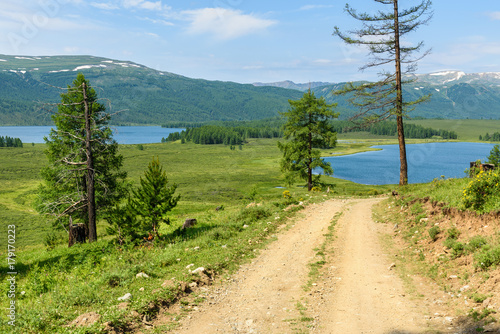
[0,138,392,250]
[407,119,500,142]
[0,137,394,333]
[0,145,51,249]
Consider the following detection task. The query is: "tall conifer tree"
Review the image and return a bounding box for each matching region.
[333,0,433,185]
[278,90,338,191]
[37,73,126,243]
[130,156,179,236]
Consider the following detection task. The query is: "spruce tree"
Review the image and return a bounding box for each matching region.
[278,90,339,191]
[37,73,126,243]
[487,145,500,167]
[130,157,179,236]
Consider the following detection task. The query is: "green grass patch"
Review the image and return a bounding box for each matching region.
[0,137,393,333]
[303,212,342,291]
[407,119,500,142]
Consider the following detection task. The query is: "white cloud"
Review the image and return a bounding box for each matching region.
[299,5,334,11]
[122,0,162,11]
[182,8,276,40]
[91,2,120,10]
[90,0,163,11]
[140,16,174,26]
[427,40,500,71]
[486,11,500,20]
[313,59,333,65]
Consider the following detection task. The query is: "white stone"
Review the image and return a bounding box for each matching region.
[118,293,132,301]
[191,267,205,275]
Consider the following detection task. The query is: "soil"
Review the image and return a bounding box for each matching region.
[135,198,500,333]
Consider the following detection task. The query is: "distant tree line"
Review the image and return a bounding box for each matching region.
[161,117,285,130]
[331,121,458,139]
[162,124,283,145]
[161,119,457,145]
[0,135,23,147]
[479,132,500,142]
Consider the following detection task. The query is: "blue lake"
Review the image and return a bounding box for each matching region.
[321,142,496,185]
[0,126,183,144]
[0,126,496,185]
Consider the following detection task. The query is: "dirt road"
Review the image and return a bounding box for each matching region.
[172,198,433,333]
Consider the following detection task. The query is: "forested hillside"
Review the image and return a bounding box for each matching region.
[1,55,500,126]
[0,55,302,125]
[313,79,500,120]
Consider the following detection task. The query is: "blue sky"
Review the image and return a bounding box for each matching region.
[1,0,499,83]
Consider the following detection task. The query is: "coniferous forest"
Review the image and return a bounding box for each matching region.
[0,135,23,147]
[162,120,457,146]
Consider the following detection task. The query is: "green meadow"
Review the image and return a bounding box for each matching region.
[0,138,389,249]
[0,136,394,333]
[407,119,500,142]
[1,119,498,333]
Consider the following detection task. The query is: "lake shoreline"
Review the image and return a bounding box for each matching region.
[320,142,496,185]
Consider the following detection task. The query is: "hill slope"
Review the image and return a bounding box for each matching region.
[0,55,303,125]
[1,55,499,125]
[257,71,500,120]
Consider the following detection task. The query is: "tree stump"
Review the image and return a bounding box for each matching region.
[182,218,197,230]
[69,219,87,247]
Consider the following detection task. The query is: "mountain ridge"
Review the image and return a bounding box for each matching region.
[0,54,303,125]
[0,55,499,125]
[253,70,500,91]
[253,70,500,120]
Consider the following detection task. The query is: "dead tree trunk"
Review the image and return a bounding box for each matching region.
[83,82,97,242]
[394,0,408,186]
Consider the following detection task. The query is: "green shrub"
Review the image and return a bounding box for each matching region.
[462,170,500,213]
[61,283,105,306]
[443,238,465,258]
[28,264,56,295]
[474,245,500,270]
[99,270,133,288]
[443,231,467,258]
[470,293,489,303]
[236,206,272,224]
[465,236,488,253]
[428,226,441,241]
[447,227,461,240]
[469,308,496,321]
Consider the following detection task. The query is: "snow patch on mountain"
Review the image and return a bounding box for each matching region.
[14,56,41,60]
[429,70,465,77]
[101,60,142,68]
[73,64,107,71]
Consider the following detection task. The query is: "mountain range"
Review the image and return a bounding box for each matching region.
[0,54,499,126]
[256,71,500,120]
[0,55,302,126]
